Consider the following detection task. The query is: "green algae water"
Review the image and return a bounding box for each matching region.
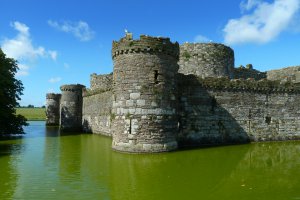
[1,121,300,200]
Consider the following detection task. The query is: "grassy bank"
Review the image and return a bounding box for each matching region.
[16,108,46,121]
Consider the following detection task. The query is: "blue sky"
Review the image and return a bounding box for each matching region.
[1,0,300,106]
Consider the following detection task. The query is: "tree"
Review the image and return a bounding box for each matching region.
[0,49,27,134]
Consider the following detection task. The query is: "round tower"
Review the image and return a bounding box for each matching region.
[178,43,234,78]
[60,84,85,132]
[46,93,61,126]
[111,34,179,153]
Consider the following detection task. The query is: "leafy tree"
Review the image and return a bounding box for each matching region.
[27,104,34,108]
[0,49,27,134]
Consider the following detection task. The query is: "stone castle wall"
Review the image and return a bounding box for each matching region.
[178,75,300,147]
[178,43,234,78]
[267,66,300,83]
[82,90,113,136]
[234,66,266,80]
[46,34,300,153]
[90,73,113,91]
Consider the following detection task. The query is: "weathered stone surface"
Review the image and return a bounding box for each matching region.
[267,66,300,83]
[82,91,113,136]
[178,75,300,147]
[111,34,179,153]
[234,66,266,80]
[178,43,234,78]
[90,73,113,91]
[46,93,61,125]
[60,84,85,132]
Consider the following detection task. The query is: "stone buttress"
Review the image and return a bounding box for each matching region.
[111,34,180,153]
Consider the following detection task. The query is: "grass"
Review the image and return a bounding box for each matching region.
[16,108,46,121]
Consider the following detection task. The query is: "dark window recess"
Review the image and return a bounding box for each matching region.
[211,97,217,113]
[265,116,271,125]
[154,70,159,84]
[78,95,80,101]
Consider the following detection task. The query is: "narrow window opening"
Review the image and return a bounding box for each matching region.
[265,116,271,125]
[154,70,159,84]
[129,118,132,134]
[211,97,217,113]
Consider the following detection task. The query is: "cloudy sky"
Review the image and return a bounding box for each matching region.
[1,0,300,106]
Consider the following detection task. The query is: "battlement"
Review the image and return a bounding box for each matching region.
[90,73,113,91]
[60,84,86,92]
[234,65,266,80]
[267,66,300,83]
[112,34,179,59]
[178,75,300,94]
[46,93,61,100]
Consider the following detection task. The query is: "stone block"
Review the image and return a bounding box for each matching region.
[137,99,146,106]
[130,93,141,100]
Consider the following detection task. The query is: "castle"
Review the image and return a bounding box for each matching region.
[46,33,300,153]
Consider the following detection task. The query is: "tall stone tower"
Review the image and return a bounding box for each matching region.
[111,34,179,153]
[60,84,85,132]
[178,43,234,78]
[46,93,61,126]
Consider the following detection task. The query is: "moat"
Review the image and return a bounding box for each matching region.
[1,121,300,200]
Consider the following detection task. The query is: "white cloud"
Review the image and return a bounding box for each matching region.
[16,64,30,77]
[48,50,57,61]
[194,35,210,43]
[223,0,300,45]
[2,21,57,61]
[240,0,262,12]
[48,77,62,83]
[48,20,95,41]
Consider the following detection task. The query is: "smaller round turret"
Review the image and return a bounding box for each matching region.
[46,93,61,126]
[60,84,85,132]
[179,43,234,78]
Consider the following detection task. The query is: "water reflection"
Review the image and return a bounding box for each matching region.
[0,122,300,200]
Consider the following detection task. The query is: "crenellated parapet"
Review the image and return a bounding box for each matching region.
[60,84,85,92]
[179,43,234,78]
[90,73,113,91]
[112,34,179,59]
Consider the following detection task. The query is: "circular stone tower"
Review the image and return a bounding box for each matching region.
[60,84,85,132]
[178,43,234,78]
[111,34,179,153]
[46,93,61,126]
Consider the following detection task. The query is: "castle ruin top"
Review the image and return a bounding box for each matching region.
[112,33,179,59]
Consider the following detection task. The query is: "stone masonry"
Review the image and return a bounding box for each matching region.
[267,66,300,83]
[60,84,85,132]
[178,43,234,78]
[46,93,61,125]
[111,34,179,152]
[46,33,300,153]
